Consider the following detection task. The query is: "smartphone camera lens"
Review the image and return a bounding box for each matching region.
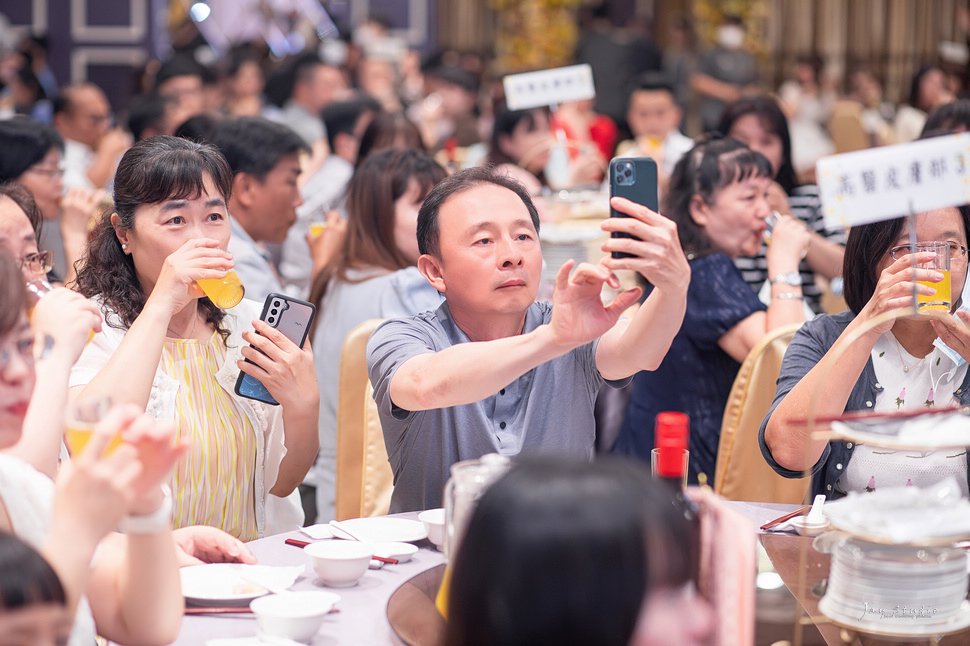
[271,309,278,316]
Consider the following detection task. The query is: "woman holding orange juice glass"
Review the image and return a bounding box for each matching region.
[762,205,970,498]
[71,136,319,539]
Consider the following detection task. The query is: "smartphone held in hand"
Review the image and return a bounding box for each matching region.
[609,157,659,259]
[234,293,316,405]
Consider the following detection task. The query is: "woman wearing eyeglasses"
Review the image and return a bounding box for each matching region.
[762,206,970,498]
[0,117,104,283]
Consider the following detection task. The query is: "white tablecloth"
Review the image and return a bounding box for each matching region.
[173,512,444,645]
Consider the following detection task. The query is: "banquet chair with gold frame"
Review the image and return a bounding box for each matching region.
[714,323,810,504]
[335,319,394,520]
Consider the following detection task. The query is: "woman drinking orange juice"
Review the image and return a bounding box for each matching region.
[71,136,319,539]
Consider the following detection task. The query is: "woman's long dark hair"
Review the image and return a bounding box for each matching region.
[717,95,798,194]
[663,135,773,259]
[308,149,446,328]
[444,457,692,646]
[0,531,66,610]
[75,136,233,339]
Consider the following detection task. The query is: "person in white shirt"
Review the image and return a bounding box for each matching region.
[52,83,130,191]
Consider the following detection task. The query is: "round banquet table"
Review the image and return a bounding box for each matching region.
[171,512,444,645]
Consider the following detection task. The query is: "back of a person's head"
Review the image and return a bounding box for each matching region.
[444,457,692,646]
[0,531,65,611]
[321,96,382,152]
[922,99,970,136]
[125,94,172,141]
[356,111,425,166]
[173,113,221,144]
[211,117,308,179]
[0,117,63,182]
[153,55,206,90]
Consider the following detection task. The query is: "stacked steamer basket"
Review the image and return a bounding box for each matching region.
[816,413,970,639]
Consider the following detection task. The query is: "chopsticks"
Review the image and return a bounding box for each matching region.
[760,505,811,531]
[185,606,253,615]
[283,537,399,564]
[185,605,341,616]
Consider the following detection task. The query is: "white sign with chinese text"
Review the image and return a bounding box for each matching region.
[816,133,970,229]
[503,65,596,111]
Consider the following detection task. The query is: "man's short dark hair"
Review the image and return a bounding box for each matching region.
[126,94,172,141]
[629,72,676,99]
[154,55,207,90]
[211,117,309,180]
[322,97,382,152]
[0,118,63,182]
[416,166,541,257]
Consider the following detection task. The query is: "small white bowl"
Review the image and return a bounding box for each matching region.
[418,508,446,550]
[791,516,828,537]
[371,541,419,563]
[304,541,373,588]
[249,591,339,642]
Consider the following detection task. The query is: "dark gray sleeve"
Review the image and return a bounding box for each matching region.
[758,321,833,478]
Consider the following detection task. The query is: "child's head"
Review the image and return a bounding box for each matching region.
[0,532,70,646]
[626,74,681,140]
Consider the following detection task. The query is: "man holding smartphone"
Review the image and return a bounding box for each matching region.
[367,167,690,512]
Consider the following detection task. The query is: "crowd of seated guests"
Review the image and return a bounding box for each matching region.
[4,8,970,643]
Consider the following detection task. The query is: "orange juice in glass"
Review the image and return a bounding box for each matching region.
[197,270,245,309]
[64,424,124,457]
[65,398,122,457]
[914,242,951,312]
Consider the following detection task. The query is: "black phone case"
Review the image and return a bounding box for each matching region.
[234,293,317,406]
[609,157,659,259]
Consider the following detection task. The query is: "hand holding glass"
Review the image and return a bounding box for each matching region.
[197,270,245,309]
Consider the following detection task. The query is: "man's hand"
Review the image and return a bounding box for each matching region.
[548,260,641,350]
[600,196,690,295]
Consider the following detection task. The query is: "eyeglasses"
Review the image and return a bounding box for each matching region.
[25,164,65,179]
[19,250,53,276]
[888,241,969,260]
[0,335,34,373]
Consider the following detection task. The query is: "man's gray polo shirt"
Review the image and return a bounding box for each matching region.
[367,300,630,512]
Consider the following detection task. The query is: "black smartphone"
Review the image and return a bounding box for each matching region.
[234,293,316,406]
[609,157,659,259]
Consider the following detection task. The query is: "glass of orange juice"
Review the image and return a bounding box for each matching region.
[914,241,951,312]
[65,398,123,457]
[197,270,245,309]
[308,210,328,239]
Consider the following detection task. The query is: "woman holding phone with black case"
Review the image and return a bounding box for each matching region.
[70,136,319,540]
[612,136,809,484]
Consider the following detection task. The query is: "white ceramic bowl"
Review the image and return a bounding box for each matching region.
[249,591,339,642]
[371,541,419,563]
[418,508,446,550]
[304,541,373,588]
[791,516,829,537]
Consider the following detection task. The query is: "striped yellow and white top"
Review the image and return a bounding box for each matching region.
[160,332,258,541]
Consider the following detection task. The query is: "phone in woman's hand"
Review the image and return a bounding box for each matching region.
[234,293,316,405]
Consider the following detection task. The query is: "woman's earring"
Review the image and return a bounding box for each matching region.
[121,243,129,253]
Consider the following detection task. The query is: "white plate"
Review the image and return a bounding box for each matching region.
[819,597,970,637]
[335,517,427,543]
[300,524,334,540]
[181,564,271,606]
